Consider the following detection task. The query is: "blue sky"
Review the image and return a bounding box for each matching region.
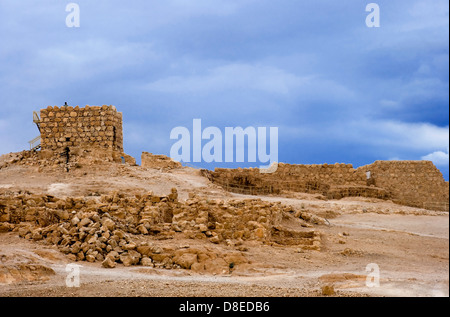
[0,0,448,179]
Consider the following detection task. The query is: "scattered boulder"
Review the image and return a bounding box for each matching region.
[173,253,198,269]
[140,257,153,267]
[102,257,116,268]
[119,250,140,267]
[321,285,335,296]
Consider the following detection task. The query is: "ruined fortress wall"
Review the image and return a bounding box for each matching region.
[274,163,365,187]
[208,163,365,194]
[205,161,449,211]
[39,105,123,154]
[356,160,449,210]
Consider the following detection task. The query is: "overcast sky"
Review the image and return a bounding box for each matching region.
[0,0,448,179]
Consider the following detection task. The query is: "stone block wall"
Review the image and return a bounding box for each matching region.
[357,160,449,210]
[203,163,366,195]
[203,160,449,211]
[39,105,123,154]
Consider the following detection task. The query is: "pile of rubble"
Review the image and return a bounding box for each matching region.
[0,148,136,173]
[0,188,322,271]
[141,152,182,170]
[0,151,40,169]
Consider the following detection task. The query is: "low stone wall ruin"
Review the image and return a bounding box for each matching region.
[203,161,449,211]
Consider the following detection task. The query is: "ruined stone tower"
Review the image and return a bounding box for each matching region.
[38,105,127,162]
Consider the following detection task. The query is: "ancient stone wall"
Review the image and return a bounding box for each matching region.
[357,160,449,210]
[39,105,123,155]
[203,163,366,195]
[203,160,449,211]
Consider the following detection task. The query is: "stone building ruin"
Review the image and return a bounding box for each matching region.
[39,105,123,153]
[32,104,134,164]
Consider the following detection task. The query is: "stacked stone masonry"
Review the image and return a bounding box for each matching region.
[357,160,449,211]
[203,161,449,211]
[40,105,123,154]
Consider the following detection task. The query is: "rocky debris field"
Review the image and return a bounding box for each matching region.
[0,185,323,275]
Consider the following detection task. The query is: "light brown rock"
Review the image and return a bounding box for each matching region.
[102,257,116,268]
